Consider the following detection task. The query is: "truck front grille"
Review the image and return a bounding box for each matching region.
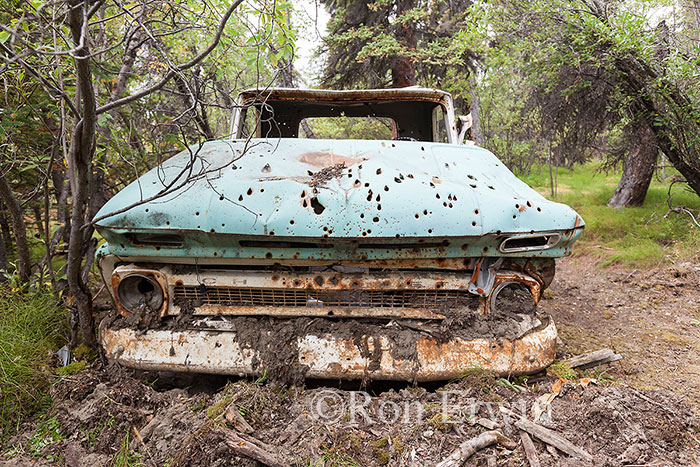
[173,285,478,310]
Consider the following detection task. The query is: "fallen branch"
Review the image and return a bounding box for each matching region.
[435,430,515,467]
[511,417,592,462]
[520,432,541,467]
[219,426,289,467]
[564,349,622,370]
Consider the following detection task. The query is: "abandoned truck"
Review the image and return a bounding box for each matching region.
[94,87,584,382]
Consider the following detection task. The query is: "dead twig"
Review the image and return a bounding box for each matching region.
[435,430,516,467]
[564,348,622,370]
[218,426,289,467]
[500,407,592,462]
[520,431,541,467]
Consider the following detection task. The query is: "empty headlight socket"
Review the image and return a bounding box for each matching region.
[111,266,169,317]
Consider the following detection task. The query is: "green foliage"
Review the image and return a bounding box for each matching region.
[28,417,63,458]
[0,285,67,442]
[112,429,140,467]
[547,362,577,381]
[521,162,700,265]
[55,361,86,377]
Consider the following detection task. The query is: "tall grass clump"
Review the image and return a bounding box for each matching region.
[0,284,67,442]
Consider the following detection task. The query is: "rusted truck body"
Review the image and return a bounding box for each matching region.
[94,88,584,381]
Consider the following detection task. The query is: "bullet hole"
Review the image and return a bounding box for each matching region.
[448,194,453,201]
[428,229,433,234]
[453,195,458,201]
[222,223,225,227]
[420,146,425,151]
[364,182,370,187]
[213,252,218,256]
[219,195,225,200]
[488,185,495,190]
[238,195,244,201]
[468,174,476,180]
[347,173,352,178]
[373,217,380,222]
[265,252,273,259]
[310,197,325,214]
[359,164,363,169]
[408,174,414,178]
[376,194,381,202]
[301,190,306,198]
[415,213,420,219]
[354,179,361,187]
[166,221,170,225]
[513,215,517,219]
[483,247,489,253]
[472,221,477,226]
[247,188,253,195]
[384,185,389,191]
[195,211,200,216]
[290,220,295,225]
[269,231,275,235]
[537,207,542,212]
[367,189,373,202]
[307,170,314,176]
[470,184,477,188]
[323,226,328,231]
[443,202,447,207]
[430,182,435,188]
[515,204,520,209]
[260,188,264,193]
[436,193,441,199]
[362,231,367,236]
[444,163,449,168]
[449,203,453,208]
[262,163,271,173]
[423,209,428,215]
[145,208,149,212]
[197,225,200,229]
[360,213,365,219]
[496,230,502,234]
[376,168,382,175]
[395,234,401,238]
[367,229,372,234]
[391,143,396,148]
[527,200,533,208]
[474,209,480,214]
[394,177,402,183]
[377,204,382,210]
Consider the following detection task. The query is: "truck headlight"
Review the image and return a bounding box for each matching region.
[117,274,164,314]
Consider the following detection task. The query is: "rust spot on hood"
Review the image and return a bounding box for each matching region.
[298,151,365,167]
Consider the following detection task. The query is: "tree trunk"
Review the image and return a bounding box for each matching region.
[608,122,657,207]
[66,0,98,347]
[0,174,32,283]
[469,76,484,145]
[392,0,417,88]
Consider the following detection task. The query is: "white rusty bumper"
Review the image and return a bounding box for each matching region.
[100,318,557,381]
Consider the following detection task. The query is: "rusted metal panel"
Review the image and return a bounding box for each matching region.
[100,318,557,380]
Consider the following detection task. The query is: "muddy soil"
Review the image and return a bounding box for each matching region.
[3,365,697,466]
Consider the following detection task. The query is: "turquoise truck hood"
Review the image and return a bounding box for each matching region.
[94,138,583,260]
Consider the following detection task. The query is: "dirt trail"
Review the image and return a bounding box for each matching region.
[540,255,700,406]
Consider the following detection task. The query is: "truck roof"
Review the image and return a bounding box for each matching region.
[236,87,453,105]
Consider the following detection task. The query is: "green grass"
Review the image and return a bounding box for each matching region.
[0,284,67,442]
[518,161,700,266]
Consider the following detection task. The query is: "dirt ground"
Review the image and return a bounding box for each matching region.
[3,254,700,466]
